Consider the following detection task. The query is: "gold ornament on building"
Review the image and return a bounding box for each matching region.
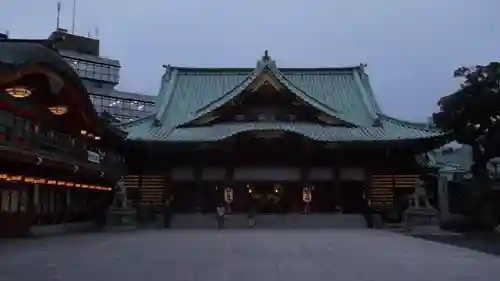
[224,187,233,203]
[5,87,32,98]
[48,105,68,116]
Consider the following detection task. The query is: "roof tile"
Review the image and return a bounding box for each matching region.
[119,53,442,143]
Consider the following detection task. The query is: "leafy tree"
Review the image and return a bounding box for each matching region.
[434,62,500,181]
[433,62,500,228]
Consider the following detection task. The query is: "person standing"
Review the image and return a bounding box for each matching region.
[363,199,374,228]
[216,205,225,229]
[247,204,256,228]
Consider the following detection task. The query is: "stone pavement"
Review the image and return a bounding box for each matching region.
[1,229,499,281]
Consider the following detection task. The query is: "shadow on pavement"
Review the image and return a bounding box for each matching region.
[411,233,500,256]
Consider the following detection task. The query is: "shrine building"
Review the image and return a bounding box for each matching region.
[120,52,444,215]
[0,36,126,236]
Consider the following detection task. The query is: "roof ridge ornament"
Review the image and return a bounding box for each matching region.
[263,50,270,62]
[256,50,276,69]
[359,63,367,72]
[162,64,173,82]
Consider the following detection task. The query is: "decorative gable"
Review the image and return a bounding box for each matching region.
[183,51,356,127]
[148,51,385,139]
[248,71,283,93]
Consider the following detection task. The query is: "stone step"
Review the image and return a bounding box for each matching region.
[170,214,368,229]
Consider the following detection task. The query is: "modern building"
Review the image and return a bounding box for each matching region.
[119,52,445,214]
[0,35,126,236]
[48,29,155,122]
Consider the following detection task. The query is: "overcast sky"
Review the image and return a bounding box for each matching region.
[1,0,499,122]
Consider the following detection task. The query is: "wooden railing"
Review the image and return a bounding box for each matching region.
[0,109,125,173]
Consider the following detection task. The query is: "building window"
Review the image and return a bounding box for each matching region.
[64,58,120,84]
[89,94,154,122]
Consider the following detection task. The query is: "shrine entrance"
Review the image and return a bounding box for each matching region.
[167,166,367,215]
[240,182,303,214]
[225,182,341,214]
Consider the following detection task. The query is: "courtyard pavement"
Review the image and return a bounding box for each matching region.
[1,229,500,281]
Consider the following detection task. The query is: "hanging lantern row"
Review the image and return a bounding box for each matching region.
[4,87,105,140]
[5,88,69,116]
[0,173,112,191]
[5,87,32,98]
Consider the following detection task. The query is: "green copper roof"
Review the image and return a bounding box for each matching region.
[122,114,441,142]
[120,52,442,143]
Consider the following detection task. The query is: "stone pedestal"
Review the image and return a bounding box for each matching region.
[107,180,137,226]
[437,171,452,222]
[404,179,439,229]
[404,208,440,226]
[107,207,137,226]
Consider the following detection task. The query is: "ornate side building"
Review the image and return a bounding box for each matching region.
[0,36,126,236]
[120,52,444,215]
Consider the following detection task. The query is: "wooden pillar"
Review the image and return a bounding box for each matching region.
[136,151,144,218]
[194,155,203,213]
[364,166,371,205]
[32,159,42,225]
[300,166,308,185]
[65,188,71,223]
[333,165,341,213]
[225,165,234,187]
[385,146,396,207]
[30,183,38,225]
[163,166,171,206]
[332,150,342,213]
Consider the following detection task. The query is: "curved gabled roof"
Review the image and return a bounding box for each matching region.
[0,37,125,138]
[118,51,442,143]
[151,53,382,138]
[120,112,443,142]
[191,57,350,125]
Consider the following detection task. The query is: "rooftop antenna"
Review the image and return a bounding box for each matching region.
[71,0,76,34]
[95,27,99,38]
[56,1,61,30]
